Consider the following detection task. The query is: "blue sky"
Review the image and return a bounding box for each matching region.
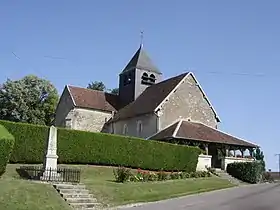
[1,0,279,170]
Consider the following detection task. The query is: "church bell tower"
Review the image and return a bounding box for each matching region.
[118,45,162,108]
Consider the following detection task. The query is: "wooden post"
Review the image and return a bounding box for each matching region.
[249,148,254,157]
[205,144,209,155]
[240,148,245,158]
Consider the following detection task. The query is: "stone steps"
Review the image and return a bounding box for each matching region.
[53,183,101,210]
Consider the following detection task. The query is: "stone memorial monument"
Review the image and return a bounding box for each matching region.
[41,125,60,181]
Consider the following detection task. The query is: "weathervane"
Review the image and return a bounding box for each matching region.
[140,31,144,47]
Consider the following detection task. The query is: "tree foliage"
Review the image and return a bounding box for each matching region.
[254,147,266,172]
[87,81,106,91]
[87,81,119,95]
[0,75,59,126]
[110,88,119,95]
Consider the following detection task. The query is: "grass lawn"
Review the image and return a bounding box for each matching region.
[0,164,235,209]
[0,165,70,210]
[77,165,235,206]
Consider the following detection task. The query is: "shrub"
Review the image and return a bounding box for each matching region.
[206,167,219,176]
[262,172,274,183]
[118,168,212,183]
[157,171,169,181]
[226,161,262,184]
[0,120,201,172]
[170,172,181,180]
[113,167,131,183]
[0,120,48,163]
[113,166,131,183]
[0,125,15,176]
[134,169,158,182]
[184,172,190,178]
[57,128,201,171]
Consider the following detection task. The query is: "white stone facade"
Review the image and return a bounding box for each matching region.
[196,154,212,171]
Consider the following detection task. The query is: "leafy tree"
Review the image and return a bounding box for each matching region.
[254,147,266,172]
[87,81,106,91]
[87,81,119,95]
[110,88,119,95]
[0,75,59,126]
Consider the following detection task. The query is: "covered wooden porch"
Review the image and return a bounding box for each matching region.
[149,120,258,170]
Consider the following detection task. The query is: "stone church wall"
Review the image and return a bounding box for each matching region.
[159,74,218,130]
[69,108,112,132]
[54,87,75,128]
[112,113,158,139]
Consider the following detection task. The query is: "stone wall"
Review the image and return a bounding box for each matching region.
[55,87,75,127]
[69,108,112,132]
[158,74,218,130]
[111,113,158,139]
[196,154,212,171]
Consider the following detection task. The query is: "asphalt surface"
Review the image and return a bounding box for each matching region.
[117,183,280,210]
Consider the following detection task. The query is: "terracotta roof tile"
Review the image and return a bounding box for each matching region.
[68,86,119,112]
[149,121,180,140]
[150,120,257,148]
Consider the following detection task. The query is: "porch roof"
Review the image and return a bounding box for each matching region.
[149,120,258,148]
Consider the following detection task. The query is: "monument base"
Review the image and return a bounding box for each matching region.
[40,170,63,182]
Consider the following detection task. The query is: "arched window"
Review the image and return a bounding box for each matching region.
[137,121,143,137]
[141,72,149,84]
[123,124,128,135]
[149,74,156,84]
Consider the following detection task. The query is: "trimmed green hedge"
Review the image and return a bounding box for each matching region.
[226,161,262,184]
[0,120,201,172]
[0,120,48,163]
[57,128,201,171]
[0,125,15,176]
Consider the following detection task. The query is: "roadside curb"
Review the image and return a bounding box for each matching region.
[109,183,276,209]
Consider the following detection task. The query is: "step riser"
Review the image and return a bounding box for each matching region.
[66,198,97,203]
[53,183,101,209]
[71,203,98,208]
[61,193,93,198]
[58,189,89,194]
[54,185,86,190]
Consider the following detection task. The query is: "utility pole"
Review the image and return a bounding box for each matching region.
[275,154,280,177]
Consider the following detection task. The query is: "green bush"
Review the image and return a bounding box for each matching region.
[116,168,212,183]
[226,161,262,184]
[0,120,201,172]
[170,172,181,179]
[113,167,131,183]
[0,125,15,176]
[0,120,48,163]
[157,171,169,181]
[58,128,201,171]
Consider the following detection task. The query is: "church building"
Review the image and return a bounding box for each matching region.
[54,45,258,169]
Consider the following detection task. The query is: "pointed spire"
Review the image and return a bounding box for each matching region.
[121,45,161,74]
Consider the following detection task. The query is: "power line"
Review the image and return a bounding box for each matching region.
[9,52,278,78]
[43,55,67,60]
[192,70,270,77]
[12,52,20,60]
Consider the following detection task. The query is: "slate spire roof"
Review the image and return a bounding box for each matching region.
[121,45,162,74]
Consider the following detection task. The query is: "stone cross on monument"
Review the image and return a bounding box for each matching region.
[41,125,60,181]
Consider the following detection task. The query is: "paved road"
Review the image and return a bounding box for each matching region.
[117,183,280,210]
